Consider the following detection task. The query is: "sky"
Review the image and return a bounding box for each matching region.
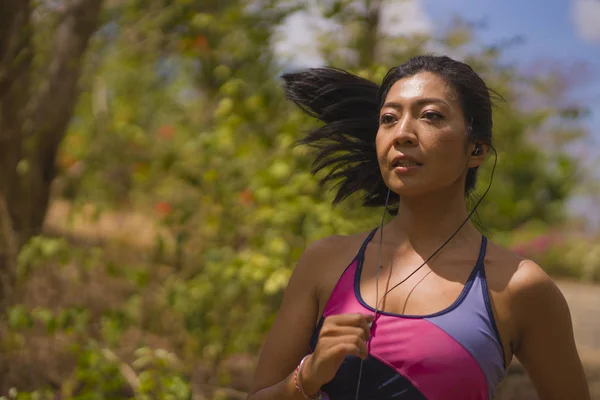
[422,0,600,143]
[274,0,600,228]
[275,0,600,140]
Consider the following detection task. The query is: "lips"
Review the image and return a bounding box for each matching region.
[391,154,422,168]
[394,160,420,167]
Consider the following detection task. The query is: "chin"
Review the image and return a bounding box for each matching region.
[386,182,430,198]
[394,183,467,203]
[386,176,455,199]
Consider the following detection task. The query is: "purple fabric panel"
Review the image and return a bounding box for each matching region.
[426,275,505,399]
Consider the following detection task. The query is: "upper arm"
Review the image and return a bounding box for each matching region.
[248,236,339,395]
[512,260,590,400]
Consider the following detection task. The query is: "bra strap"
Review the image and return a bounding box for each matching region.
[358,227,379,255]
[475,235,488,273]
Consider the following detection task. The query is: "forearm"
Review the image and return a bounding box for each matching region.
[247,372,299,400]
[248,358,323,400]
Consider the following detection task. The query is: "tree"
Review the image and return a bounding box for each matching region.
[0,0,105,306]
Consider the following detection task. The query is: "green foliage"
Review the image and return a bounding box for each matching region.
[4,0,594,398]
[510,230,600,282]
[0,387,55,400]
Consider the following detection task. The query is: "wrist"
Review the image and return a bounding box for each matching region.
[296,355,323,399]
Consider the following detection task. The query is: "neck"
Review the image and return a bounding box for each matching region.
[384,185,481,252]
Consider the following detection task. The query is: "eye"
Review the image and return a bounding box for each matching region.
[422,111,443,121]
[380,114,396,125]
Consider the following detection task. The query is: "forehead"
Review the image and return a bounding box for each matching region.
[384,71,459,105]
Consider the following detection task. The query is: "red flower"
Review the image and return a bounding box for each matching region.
[239,189,254,206]
[530,236,551,252]
[193,36,209,50]
[510,244,527,256]
[158,125,175,139]
[154,201,172,217]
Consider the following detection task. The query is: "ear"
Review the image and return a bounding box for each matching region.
[467,142,488,168]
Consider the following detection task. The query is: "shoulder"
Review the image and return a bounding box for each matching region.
[294,230,375,304]
[509,258,562,300]
[484,244,589,398]
[483,239,560,300]
[508,258,569,341]
[296,230,374,269]
[484,240,569,348]
[301,233,361,258]
[485,240,565,313]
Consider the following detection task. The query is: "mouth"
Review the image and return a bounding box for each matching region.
[391,156,422,175]
[393,160,421,168]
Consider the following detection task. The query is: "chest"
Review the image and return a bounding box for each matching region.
[311,310,503,400]
[313,256,508,398]
[317,251,515,367]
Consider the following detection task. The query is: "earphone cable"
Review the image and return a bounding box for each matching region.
[354,146,497,399]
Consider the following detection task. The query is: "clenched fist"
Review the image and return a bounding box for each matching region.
[300,313,374,394]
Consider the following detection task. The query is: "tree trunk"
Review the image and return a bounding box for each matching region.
[357,0,382,68]
[0,0,105,307]
[0,0,33,307]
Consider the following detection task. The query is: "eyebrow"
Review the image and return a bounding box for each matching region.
[382,98,451,110]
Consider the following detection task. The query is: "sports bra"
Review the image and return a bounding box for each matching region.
[308,228,507,400]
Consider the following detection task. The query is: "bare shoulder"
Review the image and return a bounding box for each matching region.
[286,229,375,299]
[483,242,589,398]
[486,240,563,311]
[300,232,364,261]
[481,240,567,349]
[506,256,570,346]
[482,239,559,299]
[298,230,375,316]
[509,257,562,300]
[297,230,373,272]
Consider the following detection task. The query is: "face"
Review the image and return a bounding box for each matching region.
[376,71,480,198]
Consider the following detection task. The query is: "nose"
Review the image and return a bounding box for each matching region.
[393,115,418,147]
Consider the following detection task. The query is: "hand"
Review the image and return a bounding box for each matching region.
[301,313,373,393]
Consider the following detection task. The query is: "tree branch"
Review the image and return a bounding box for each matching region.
[101,348,141,395]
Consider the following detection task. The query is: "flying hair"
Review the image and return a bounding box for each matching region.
[281,67,390,209]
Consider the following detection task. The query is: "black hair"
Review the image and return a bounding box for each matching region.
[281,55,501,212]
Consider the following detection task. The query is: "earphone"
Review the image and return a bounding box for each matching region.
[353,145,498,400]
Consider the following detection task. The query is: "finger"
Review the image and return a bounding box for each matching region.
[342,334,369,359]
[341,335,369,358]
[321,325,368,340]
[358,339,369,360]
[329,313,369,326]
[357,318,371,340]
[330,338,362,359]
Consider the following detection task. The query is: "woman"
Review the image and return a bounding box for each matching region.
[247,55,590,400]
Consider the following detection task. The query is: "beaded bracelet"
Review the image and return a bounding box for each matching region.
[293,355,324,400]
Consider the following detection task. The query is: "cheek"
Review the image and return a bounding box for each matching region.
[421,129,466,156]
